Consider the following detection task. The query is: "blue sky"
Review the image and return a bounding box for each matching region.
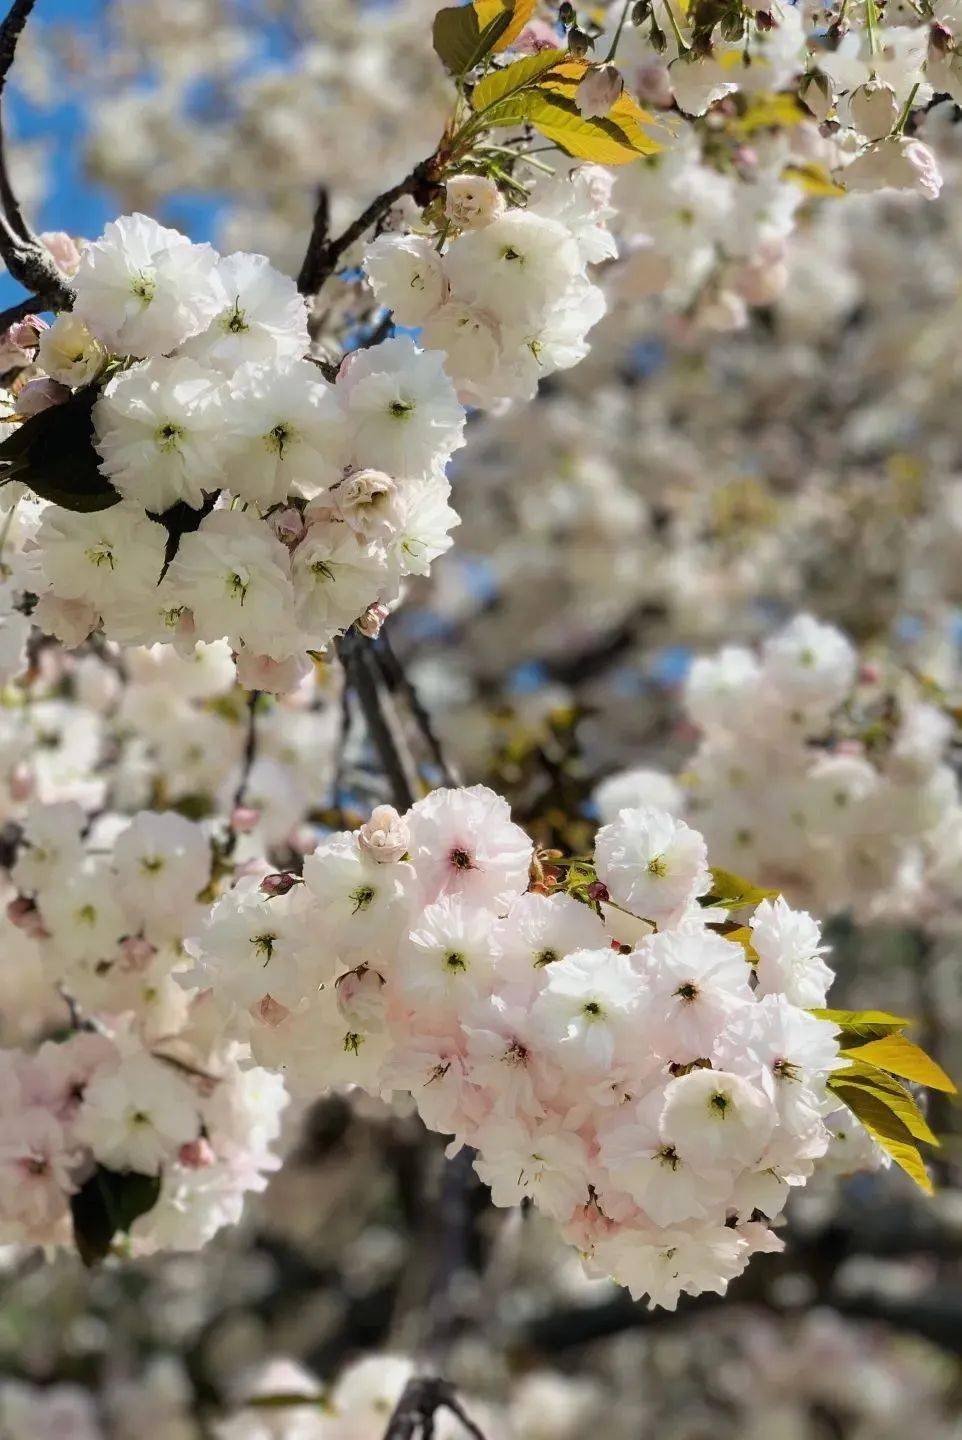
[0,0,224,310]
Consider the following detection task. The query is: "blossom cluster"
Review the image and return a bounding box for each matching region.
[186,784,873,1309]
[0,804,287,1253]
[597,613,962,925]
[365,166,615,407]
[12,213,465,690]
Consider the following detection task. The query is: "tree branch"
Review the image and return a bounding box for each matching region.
[297,158,437,298]
[0,0,75,310]
[337,629,419,811]
[381,1377,488,1440]
[374,628,462,788]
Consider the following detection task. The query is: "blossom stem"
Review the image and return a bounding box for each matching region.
[605,0,635,61]
[893,81,920,135]
[297,158,438,298]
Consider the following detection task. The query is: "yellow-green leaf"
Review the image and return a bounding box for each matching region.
[705,866,778,909]
[433,3,512,75]
[719,924,759,963]
[842,1034,957,1095]
[730,91,808,134]
[809,1008,910,1042]
[474,0,538,50]
[783,161,846,197]
[830,1081,933,1193]
[471,49,574,113]
[829,1060,939,1146]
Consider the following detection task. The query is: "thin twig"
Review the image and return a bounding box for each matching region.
[0,0,75,309]
[374,629,461,788]
[337,630,419,810]
[297,158,436,298]
[381,1377,488,1440]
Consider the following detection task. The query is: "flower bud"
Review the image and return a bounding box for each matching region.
[231,805,261,834]
[567,26,593,56]
[849,80,900,141]
[799,69,833,123]
[41,230,81,277]
[577,63,625,117]
[444,174,506,230]
[632,0,651,22]
[356,602,389,639]
[16,377,71,417]
[559,2,577,24]
[358,804,410,864]
[261,871,300,896]
[179,1137,217,1168]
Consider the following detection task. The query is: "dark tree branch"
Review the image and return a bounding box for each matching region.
[374,628,462,788]
[0,0,75,310]
[381,1377,487,1440]
[337,629,419,811]
[297,158,437,298]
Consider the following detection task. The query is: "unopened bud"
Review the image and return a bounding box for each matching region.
[358,804,410,864]
[929,20,953,54]
[755,9,775,28]
[559,2,576,24]
[587,880,610,902]
[632,0,651,22]
[261,871,300,896]
[799,69,833,123]
[567,25,593,56]
[179,1137,216,1168]
[231,805,261,834]
[7,895,49,939]
[648,17,668,52]
[355,601,389,639]
[577,62,625,117]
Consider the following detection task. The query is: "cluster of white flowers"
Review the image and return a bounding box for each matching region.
[184,783,875,1310]
[597,613,962,924]
[18,213,464,689]
[0,803,287,1253]
[365,166,615,407]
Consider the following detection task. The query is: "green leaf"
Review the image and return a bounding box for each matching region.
[474,0,538,49]
[471,48,573,112]
[829,1060,939,1146]
[841,1034,957,1094]
[809,1008,911,1042]
[515,86,660,163]
[828,1080,933,1194]
[432,3,512,75]
[69,1166,162,1266]
[0,387,121,513]
[704,866,779,909]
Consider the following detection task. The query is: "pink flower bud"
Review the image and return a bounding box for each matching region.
[356,602,389,639]
[587,880,610,902]
[178,1137,216,1168]
[260,871,299,896]
[16,377,71,417]
[40,230,82,277]
[576,64,624,119]
[231,805,261,834]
